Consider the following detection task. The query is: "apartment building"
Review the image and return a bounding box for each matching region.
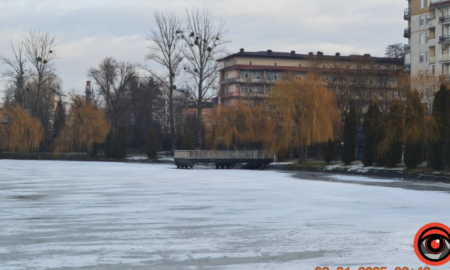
[217,49,403,119]
[404,0,450,108]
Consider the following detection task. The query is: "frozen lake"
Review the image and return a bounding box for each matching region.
[1,160,450,270]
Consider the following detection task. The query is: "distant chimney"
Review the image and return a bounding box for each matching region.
[364,54,371,57]
[317,51,324,56]
[309,52,314,56]
[335,52,340,57]
[85,81,92,104]
[267,49,273,54]
[291,50,296,55]
[240,48,245,53]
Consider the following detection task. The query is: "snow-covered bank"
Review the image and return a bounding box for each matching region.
[1,161,449,269]
[270,162,450,182]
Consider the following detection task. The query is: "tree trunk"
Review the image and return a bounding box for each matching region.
[298,145,307,164]
[169,87,175,155]
[196,82,203,150]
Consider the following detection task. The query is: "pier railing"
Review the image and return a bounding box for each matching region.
[175,150,273,160]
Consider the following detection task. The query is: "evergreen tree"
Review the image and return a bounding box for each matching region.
[374,109,386,167]
[180,130,196,150]
[53,99,66,139]
[362,101,376,166]
[90,142,99,158]
[324,138,337,164]
[443,130,450,169]
[104,133,112,158]
[429,84,450,170]
[111,131,118,158]
[145,129,161,160]
[384,100,404,167]
[341,107,357,165]
[404,90,425,169]
[117,126,128,159]
[428,143,441,169]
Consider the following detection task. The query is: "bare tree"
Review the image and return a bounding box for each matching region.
[23,31,57,116]
[385,43,405,59]
[178,7,230,148]
[0,40,28,107]
[88,57,137,130]
[321,55,375,123]
[143,10,184,153]
[1,31,60,150]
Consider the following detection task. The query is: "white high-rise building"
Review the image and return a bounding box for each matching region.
[405,0,450,107]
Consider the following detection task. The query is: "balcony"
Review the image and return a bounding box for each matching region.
[220,77,278,85]
[439,35,450,44]
[404,8,411,20]
[404,28,411,38]
[439,16,450,24]
[430,56,436,64]
[404,64,411,71]
[404,44,410,52]
[440,54,450,62]
[431,0,450,6]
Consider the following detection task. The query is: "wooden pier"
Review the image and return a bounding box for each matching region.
[174,150,275,169]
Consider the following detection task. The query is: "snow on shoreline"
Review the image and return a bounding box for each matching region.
[325,164,406,172]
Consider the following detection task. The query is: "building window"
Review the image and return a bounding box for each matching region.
[430,65,435,75]
[420,16,424,26]
[426,32,429,43]
[251,71,262,79]
[240,71,250,79]
[420,0,424,9]
[420,53,425,63]
[426,52,429,62]
[427,0,430,7]
[266,72,281,80]
[420,34,425,45]
[241,86,263,94]
[426,14,430,24]
[225,73,228,79]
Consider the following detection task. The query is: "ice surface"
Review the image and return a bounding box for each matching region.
[0,160,449,270]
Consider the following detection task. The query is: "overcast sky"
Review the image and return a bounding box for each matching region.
[0,0,406,94]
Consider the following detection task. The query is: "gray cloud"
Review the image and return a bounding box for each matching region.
[0,0,406,94]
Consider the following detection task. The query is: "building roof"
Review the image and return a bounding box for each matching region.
[218,50,404,65]
[220,64,403,75]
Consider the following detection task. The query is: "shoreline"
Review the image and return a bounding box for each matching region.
[269,163,450,183]
[2,153,450,182]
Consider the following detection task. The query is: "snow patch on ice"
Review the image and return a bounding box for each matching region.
[158,157,175,162]
[325,164,406,173]
[126,155,148,161]
[329,175,398,183]
[270,161,295,165]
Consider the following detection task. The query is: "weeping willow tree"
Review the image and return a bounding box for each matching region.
[404,90,425,169]
[377,99,404,167]
[268,73,340,163]
[208,99,274,150]
[54,95,109,154]
[209,74,339,163]
[1,102,44,153]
